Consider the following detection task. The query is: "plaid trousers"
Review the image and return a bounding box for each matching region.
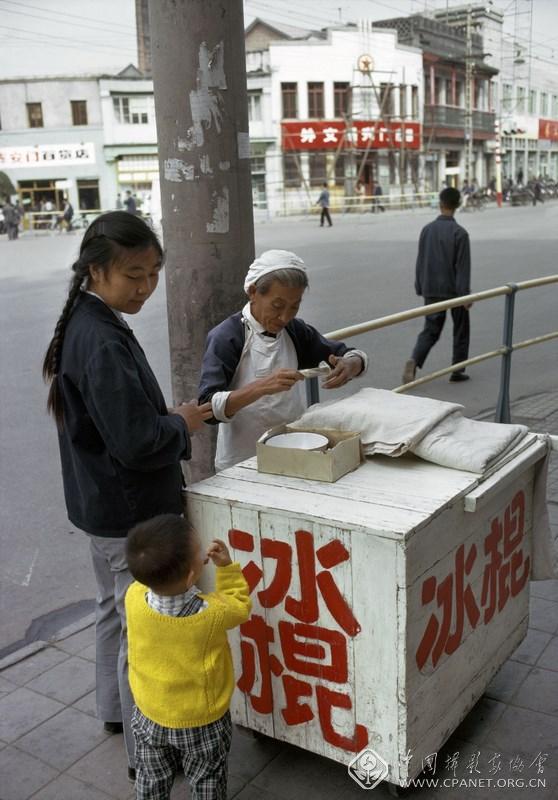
[131,706,232,800]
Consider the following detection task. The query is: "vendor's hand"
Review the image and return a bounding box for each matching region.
[258,368,304,397]
[172,400,213,432]
[206,539,232,567]
[322,355,362,389]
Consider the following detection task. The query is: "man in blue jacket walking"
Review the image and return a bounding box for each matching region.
[402,187,472,385]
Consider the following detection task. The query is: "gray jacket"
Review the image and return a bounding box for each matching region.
[415,214,471,298]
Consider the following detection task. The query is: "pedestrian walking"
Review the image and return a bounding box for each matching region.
[124,190,137,214]
[402,187,472,385]
[372,182,385,213]
[41,211,212,781]
[116,193,123,210]
[316,182,332,227]
[125,514,251,800]
[2,199,20,240]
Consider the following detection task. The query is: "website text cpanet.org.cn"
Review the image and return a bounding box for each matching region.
[347,747,551,791]
[406,777,547,790]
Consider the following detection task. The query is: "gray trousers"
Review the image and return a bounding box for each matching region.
[88,535,135,767]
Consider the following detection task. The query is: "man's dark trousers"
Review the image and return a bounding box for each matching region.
[320,207,332,226]
[412,297,470,372]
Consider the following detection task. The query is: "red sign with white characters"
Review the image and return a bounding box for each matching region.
[229,528,369,754]
[539,119,558,142]
[282,120,421,151]
[415,489,530,672]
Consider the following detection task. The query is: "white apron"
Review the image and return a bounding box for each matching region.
[215,321,307,472]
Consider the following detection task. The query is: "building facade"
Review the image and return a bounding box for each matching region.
[433,4,558,183]
[0,66,158,216]
[246,19,424,215]
[375,13,498,190]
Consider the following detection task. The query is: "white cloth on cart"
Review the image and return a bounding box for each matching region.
[291,388,557,578]
[290,387,528,472]
[291,388,463,457]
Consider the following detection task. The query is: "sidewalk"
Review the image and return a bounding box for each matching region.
[1,392,557,800]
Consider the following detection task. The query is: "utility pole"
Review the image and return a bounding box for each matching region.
[149,0,254,481]
[464,5,474,186]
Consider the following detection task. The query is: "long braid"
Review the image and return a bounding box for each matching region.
[42,260,89,429]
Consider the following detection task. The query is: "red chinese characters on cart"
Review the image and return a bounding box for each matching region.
[228,528,368,753]
[416,490,530,671]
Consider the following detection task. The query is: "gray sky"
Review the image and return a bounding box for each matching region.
[0,0,557,79]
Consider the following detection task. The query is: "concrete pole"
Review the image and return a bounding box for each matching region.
[149,0,254,481]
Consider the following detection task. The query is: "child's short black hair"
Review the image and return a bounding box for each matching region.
[126,514,196,590]
[439,187,461,210]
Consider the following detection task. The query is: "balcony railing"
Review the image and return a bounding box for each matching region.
[424,105,495,133]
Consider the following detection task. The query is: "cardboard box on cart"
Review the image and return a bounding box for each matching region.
[187,433,547,788]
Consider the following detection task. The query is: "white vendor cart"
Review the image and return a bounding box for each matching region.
[187,432,548,788]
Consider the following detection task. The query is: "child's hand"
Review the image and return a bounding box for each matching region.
[206,539,232,567]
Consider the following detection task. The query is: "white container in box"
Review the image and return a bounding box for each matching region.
[257,424,362,482]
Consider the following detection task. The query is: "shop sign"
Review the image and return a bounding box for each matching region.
[538,119,558,142]
[282,121,421,151]
[0,142,96,168]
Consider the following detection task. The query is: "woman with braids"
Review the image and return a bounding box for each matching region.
[42,211,212,781]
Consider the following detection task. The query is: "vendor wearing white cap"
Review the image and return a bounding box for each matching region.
[199,249,368,471]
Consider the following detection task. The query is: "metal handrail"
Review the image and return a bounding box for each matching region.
[306,274,558,423]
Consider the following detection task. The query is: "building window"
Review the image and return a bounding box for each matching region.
[309,153,327,185]
[399,84,407,118]
[71,100,88,126]
[379,83,394,116]
[27,102,43,128]
[503,84,513,112]
[411,86,419,118]
[308,82,324,118]
[516,86,525,113]
[528,90,537,115]
[281,83,298,119]
[455,80,464,107]
[334,154,345,186]
[553,95,558,119]
[113,96,151,124]
[283,153,301,187]
[248,91,262,122]
[334,82,350,118]
[540,92,548,116]
[77,179,100,211]
[445,78,453,105]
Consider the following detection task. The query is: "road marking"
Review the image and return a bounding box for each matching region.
[21,548,40,587]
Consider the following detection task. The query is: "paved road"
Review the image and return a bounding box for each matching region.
[1,202,557,652]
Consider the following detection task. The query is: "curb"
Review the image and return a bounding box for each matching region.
[0,613,95,672]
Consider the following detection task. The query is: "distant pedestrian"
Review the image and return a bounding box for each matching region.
[402,187,472,385]
[372,183,385,213]
[62,199,74,231]
[116,193,123,210]
[2,199,20,240]
[124,190,137,214]
[316,183,332,227]
[532,180,543,206]
[125,514,251,800]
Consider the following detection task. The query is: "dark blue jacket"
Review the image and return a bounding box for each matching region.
[57,293,190,537]
[415,214,471,299]
[198,312,354,419]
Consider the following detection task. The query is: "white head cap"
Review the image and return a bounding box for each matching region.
[243,249,307,295]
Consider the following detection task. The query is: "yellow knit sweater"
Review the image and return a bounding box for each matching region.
[125,563,251,728]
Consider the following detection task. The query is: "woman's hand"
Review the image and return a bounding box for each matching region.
[172,400,213,432]
[206,539,232,567]
[321,355,362,389]
[257,368,304,397]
